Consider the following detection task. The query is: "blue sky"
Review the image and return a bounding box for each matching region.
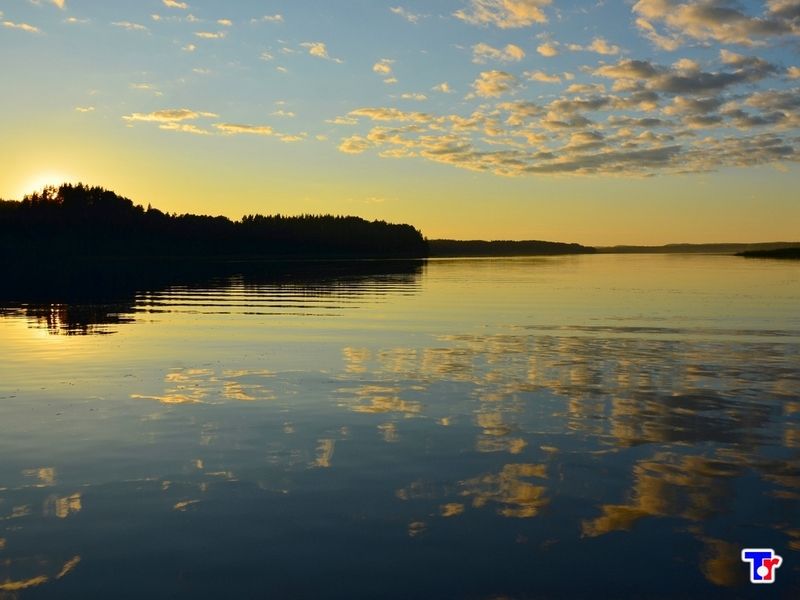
[1,0,798,243]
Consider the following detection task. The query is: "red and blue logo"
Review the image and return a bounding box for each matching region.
[741,548,783,584]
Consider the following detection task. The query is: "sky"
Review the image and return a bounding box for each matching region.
[1,0,799,245]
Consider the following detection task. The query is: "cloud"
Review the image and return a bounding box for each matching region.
[64,17,89,24]
[390,6,425,23]
[215,123,274,136]
[373,59,394,75]
[28,0,64,8]
[195,31,226,39]
[112,21,148,32]
[75,106,94,113]
[251,14,283,24]
[472,42,526,63]
[567,37,621,55]
[400,93,428,101]
[327,116,359,125]
[158,123,210,135]
[339,135,372,154]
[217,19,232,27]
[162,0,188,8]
[300,42,343,63]
[349,107,434,123]
[632,0,800,48]
[183,43,196,52]
[130,83,162,96]
[472,70,517,97]
[536,42,559,57]
[454,0,552,28]
[593,55,776,94]
[789,66,800,79]
[122,109,217,123]
[432,82,455,93]
[123,110,306,141]
[3,21,40,33]
[525,70,561,83]
[334,66,799,178]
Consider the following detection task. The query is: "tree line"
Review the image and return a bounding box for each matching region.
[0,184,429,259]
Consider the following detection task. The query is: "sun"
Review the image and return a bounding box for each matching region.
[18,171,73,198]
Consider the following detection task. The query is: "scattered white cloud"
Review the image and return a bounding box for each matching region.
[536,42,559,57]
[472,70,517,97]
[390,6,426,23]
[217,19,232,27]
[525,70,561,83]
[126,116,305,142]
[163,0,188,9]
[472,42,526,63]
[158,122,210,135]
[339,135,372,154]
[432,82,455,93]
[327,116,359,125]
[123,109,217,123]
[400,93,428,101]
[130,83,162,96]
[112,21,148,32]
[373,59,394,75]
[75,106,94,113]
[251,14,283,24]
[3,21,41,33]
[300,42,343,63]
[454,0,552,28]
[567,37,621,55]
[633,0,800,48]
[788,66,800,79]
[215,123,274,136]
[28,0,65,8]
[195,31,226,39]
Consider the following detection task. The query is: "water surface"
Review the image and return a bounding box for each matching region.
[0,255,798,598]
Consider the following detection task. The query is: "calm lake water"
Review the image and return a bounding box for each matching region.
[0,255,798,599]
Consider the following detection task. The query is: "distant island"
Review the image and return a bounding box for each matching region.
[737,247,800,259]
[0,184,428,260]
[597,242,800,254]
[429,239,595,257]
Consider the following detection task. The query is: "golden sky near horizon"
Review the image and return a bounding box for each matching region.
[1,0,799,244]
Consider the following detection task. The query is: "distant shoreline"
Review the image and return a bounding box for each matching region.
[737,247,800,260]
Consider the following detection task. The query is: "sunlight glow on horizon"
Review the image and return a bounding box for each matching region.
[17,172,76,200]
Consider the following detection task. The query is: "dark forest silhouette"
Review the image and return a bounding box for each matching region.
[738,247,800,259]
[0,184,428,259]
[429,239,595,257]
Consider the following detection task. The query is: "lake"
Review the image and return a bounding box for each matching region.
[0,254,798,599]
